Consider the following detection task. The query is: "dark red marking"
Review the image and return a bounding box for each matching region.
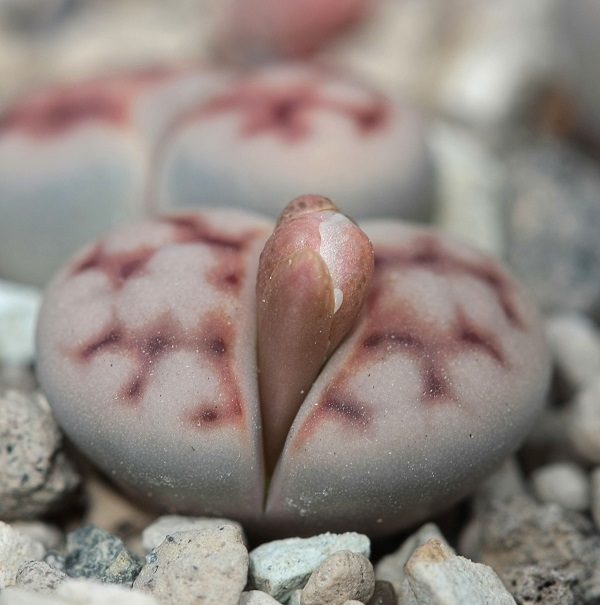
[73,309,245,428]
[81,328,122,360]
[294,237,517,447]
[322,396,371,423]
[0,69,170,138]
[193,78,389,143]
[160,214,265,296]
[184,313,244,430]
[189,407,221,427]
[161,215,246,250]
[374,235,525,329]
[72,243,155,288]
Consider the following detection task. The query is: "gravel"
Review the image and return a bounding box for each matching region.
[2,2,600,604]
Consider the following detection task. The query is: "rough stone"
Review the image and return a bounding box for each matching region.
[249,532,370,603]
[531,462,590,511]
[0,578,161,604]
[64,524,143,586]
[141,514,246,551]
[500,563,576,605]
[545,312,600,390]
[404,539,516,605]
[460,495,600,604]
[0,521,46,588]
[507,140,600,314]
[300,550,374,605]
[134,525,248,605]
[375,523,450,597]
[0,389,80,520]
[15,561,68,593]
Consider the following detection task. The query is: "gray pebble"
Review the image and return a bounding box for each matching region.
[500,564,576,605]
[375,523,449,598]
[134,525,248,605]
[568,375,600,463]
[64,524,143,585]
[300,550,374,605]
[0,521,46,589]
[249,532,370,603]
[404,539,516,604]
[460,495,600,604]
[507,140,600,313]
[0,389,80,520]
[142,514,246,551]
[15,561,67,593]
[531,462,590,511]
[589,467,600,531]
[42,551,66,573]
[545,312,600,389]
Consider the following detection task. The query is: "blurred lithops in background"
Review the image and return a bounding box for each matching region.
[0,61,431,287]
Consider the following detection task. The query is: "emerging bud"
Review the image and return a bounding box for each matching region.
[256,194,374,470]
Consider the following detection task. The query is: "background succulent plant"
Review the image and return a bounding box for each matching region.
[0,61,431,287]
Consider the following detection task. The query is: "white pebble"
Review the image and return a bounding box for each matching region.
[0,578,160,604]
[375,523,450,597]
[238,591,281,604]
[0,279,41,366]
[568,376,600,463]
[249,532,370,603]
[545,312,600,389]
[10,522,63,551]
[430,121,507,258]
[405,539,516,605]
[532,462,590,511]
[134,526,248,605]
[142,514,246,551]
[0,522,46,589]
[300,550,374,605]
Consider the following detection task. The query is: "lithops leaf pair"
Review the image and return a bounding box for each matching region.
[0,61,431,287]
[36,195,550,537]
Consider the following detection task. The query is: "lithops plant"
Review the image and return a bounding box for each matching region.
[214,0,375,61]
[36,194,550,537]
[0,61,431,287]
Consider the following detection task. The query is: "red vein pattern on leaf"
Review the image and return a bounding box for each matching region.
[72,243,156,288]
[72,214,263,295]
[0,68,170,137]
[69,214,267,428]
[160,214,266,295]
[295,237,520,445]
[194,79,389,143]
[374,235,525,329]
[74,309,244,429]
